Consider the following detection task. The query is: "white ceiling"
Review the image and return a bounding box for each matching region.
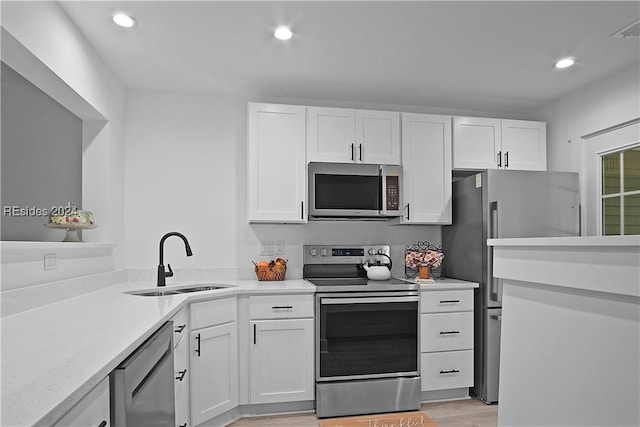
[58,1,640,114]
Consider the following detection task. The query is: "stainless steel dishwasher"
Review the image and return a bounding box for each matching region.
[110,321,175,427]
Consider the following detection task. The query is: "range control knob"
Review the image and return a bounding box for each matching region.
[309,248,318,256]
[377,248,386,255]
[368,248,376,255]
[320,248,328,256]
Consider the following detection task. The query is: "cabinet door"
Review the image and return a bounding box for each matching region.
[174,335,189,427]
[247,103,307,222]
[401,113,452,224]
[452,116,501,170]
[307,106,356,163]
[356,109,401,164]
[250,319,314,404]
[52,377,110,427]
[501,119,547,171]
[190,322,238,426]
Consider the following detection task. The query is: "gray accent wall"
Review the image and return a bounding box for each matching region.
[1,62,82,241]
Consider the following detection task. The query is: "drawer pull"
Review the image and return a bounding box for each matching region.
[439,331,460,335]
[195,333,201,357]
[439,300,460,304]
[272,305,293,310]
[440,369,460,374]
[174,324,186,333]
[176,369,187,381]
[98,421,107,427]
[179,424,187,427]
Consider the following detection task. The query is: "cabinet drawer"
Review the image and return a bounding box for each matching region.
[420,312,473,352]
[171,306,188,348]
[421,290,473,313]
[249,294,314,319]
[421,350,473,392]
[190,297,237,330]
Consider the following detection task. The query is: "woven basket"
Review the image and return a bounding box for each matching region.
[255,266,286,281]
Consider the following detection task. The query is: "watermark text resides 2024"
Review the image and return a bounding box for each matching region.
[3,202,78,217]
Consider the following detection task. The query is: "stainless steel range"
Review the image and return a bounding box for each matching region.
[304,244,421,418]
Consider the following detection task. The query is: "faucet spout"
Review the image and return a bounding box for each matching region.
[158,232,193,287]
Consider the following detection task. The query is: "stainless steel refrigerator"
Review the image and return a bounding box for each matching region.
[442,169,580,404]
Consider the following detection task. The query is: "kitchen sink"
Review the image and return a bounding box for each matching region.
[127,284,230,297]
[173,285,226,293]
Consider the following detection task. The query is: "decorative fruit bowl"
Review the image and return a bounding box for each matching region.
[253,258,287,281]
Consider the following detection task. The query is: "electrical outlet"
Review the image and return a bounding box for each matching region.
[44,253,57,270]
[259,241,274,256]
[275,240,285,256]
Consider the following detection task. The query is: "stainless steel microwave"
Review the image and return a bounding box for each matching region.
[308,162,403,219]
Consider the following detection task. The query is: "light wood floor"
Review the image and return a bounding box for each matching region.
[228,399,498,427]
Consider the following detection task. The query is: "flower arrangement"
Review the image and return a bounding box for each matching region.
[405,249,444,270]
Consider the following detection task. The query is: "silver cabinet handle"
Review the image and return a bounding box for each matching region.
[195,333,201,357]
[439,369,460,374]
[176,369,187,381]
[439,331,460,335]
[490,314,502,321]
[174,324,186,333]
[271,305,293,310]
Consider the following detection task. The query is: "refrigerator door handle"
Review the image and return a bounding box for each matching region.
[489,201,502,303]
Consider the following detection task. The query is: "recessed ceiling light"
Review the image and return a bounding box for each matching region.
[274,26,293,41]
[555,57,575,69]
[113,13,137,28]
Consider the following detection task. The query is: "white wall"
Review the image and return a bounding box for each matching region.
[530,61,640,234]
[123,90,442,279]
[1,2,126,265]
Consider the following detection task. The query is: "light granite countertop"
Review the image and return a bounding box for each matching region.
[1,276,476,426]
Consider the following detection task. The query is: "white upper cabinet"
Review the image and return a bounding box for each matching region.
[452,116,502,170]
[500,119,547,171]
[453,116,546,171]
[307,106,400,164]
[247,103,307,223]
[401,113,452,224]
[306,107,355,162]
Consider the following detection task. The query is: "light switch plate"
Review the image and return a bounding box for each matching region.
[275,240,285,256]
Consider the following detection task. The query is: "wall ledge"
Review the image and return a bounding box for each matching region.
[1,241,116,263]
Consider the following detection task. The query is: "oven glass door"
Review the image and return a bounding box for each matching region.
[317,295,418,381]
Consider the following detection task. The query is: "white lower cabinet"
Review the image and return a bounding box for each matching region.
[420,289,474,396]
[249,318,315,403]
[52,377,110,427]
[248,294,315,404]
[189,298,238,426]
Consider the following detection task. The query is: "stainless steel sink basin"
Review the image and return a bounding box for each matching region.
[174,285,226,293]
[127,284,230,297]
[133,290,181,296]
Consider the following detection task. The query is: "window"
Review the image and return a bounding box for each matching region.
[601,146,640,235]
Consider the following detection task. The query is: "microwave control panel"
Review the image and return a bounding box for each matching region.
[385,175,399,210]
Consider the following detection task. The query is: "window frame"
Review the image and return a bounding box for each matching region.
[596,142,640,236]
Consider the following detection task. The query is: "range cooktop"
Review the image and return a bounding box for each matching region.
[307,277,418,293]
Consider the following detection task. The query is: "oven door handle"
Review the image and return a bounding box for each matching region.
[320,296,419,305]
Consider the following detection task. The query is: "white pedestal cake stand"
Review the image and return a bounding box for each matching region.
[46,223,97,242]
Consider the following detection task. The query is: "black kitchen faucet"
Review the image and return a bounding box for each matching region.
[157,232,192,286]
